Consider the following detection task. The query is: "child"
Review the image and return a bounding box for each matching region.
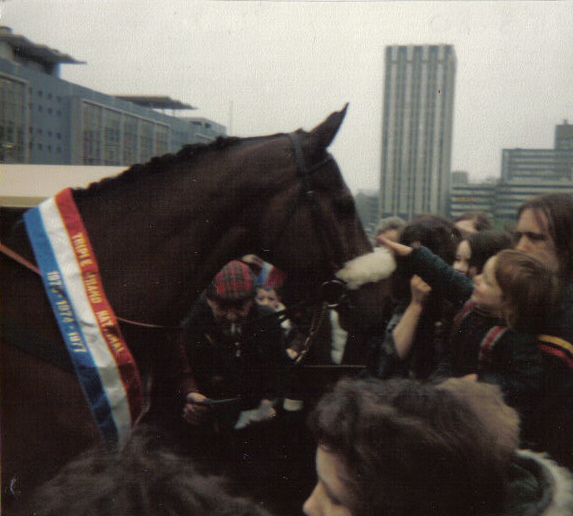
[377,236,559,445]
[453,230,512,278]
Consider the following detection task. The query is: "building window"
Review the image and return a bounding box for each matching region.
[139,120,154,164]
[154,124,169,157]
[122,115,138,165]
[103,108,121,165]
[82,102,102,164]
[0,76,26,163]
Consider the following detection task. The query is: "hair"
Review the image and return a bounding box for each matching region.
[15,425,274,516]
[466,230,512,275]
[375,216,407,236]
[393,215,460,303]
[400,214,460,265]
[308,377,513,516]
[494,249,560,333]
[454,211,492,232]
[517,193,573,282]
[436,378,520,462]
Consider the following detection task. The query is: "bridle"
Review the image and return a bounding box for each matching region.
[261,131,345,270]
[0,131,351,340]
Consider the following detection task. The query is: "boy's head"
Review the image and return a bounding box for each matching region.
[255,286,281,310]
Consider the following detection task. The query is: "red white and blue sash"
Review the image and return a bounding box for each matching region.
[24,188,143,447]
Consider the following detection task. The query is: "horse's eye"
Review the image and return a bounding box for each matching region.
[334,197,356,217]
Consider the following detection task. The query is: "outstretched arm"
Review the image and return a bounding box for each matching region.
[377,236,473,307]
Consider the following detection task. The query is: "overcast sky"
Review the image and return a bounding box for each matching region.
[2,0,572,194]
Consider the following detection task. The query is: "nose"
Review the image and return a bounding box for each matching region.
[453,261,463,273]
[224,310,240,322]
[303,487,320,516]
[514,235,529,253]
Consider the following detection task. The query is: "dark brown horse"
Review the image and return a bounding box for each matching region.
[0,107,392,504]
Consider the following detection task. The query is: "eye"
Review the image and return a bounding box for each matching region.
[333,197,356,217]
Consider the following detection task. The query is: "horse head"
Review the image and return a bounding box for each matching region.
[242,105,395,328]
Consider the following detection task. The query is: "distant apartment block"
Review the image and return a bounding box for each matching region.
[501,121,573,182]
[0,26,226,166]
[451,121,573,224]
[380,44,456,220]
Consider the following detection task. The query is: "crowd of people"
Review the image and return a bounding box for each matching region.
[14,192,573,516]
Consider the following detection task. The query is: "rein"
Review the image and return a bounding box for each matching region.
[0,241,176,330]
[1,132,347,338]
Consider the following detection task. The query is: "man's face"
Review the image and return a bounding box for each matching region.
[207,297,254,334]
[514,208,560,273]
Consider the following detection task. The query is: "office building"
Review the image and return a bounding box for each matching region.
[501,121,573,182]
[0,27,225,166]
[380,44,456,220]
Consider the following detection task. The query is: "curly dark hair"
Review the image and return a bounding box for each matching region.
[15,425,274,516]
[307,378,512,516]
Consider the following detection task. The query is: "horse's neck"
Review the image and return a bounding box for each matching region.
[75,163,264,325]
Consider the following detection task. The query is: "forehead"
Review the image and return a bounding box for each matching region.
[483,255,498,275]
[457,240,471,255]
[257,287,277,295]
[517,208,550,234]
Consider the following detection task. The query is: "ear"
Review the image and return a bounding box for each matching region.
[309,104,348,150]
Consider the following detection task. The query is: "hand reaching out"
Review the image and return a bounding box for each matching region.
[376,235,414,257]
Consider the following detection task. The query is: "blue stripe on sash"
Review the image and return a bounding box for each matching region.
[24,206,119,444]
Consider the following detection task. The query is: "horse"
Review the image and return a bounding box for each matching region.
[0,106,393,506]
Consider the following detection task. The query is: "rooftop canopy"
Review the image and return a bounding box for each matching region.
[115,95,197,110]
[0,26,83,65]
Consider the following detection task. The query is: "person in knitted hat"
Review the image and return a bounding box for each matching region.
[182,260,288,431]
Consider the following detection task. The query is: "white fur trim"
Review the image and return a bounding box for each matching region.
[335,248,396,290]
[518,449,573,516]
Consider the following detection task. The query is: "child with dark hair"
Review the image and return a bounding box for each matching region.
[370,214,460,380]
[454,230,512,278]
[378,236,560,450]
[304,377,573,516]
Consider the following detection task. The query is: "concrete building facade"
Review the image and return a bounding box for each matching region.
[380,44,456,220]
[0,27,225,166]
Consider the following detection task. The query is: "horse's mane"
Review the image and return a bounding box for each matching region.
[73,136,244,199]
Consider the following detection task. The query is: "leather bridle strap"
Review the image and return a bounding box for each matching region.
[0,240,40,275]
[261,132,335,264]
[0,240,174,330]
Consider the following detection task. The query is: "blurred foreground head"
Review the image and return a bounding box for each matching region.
[305,377,519,516]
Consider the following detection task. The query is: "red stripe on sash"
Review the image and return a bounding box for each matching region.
[55,189,143,422]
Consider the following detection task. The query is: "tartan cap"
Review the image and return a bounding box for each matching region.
[207,260,257,302]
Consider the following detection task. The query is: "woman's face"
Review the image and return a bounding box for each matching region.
[470,256,503,315]
[303,447,353,516]
[453,240,472,277]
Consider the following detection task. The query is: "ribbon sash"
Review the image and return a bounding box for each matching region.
[24,189,143,447]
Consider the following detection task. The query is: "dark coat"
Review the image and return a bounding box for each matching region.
[182,297,288,425]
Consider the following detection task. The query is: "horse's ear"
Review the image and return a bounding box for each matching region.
[309,104,348,150]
